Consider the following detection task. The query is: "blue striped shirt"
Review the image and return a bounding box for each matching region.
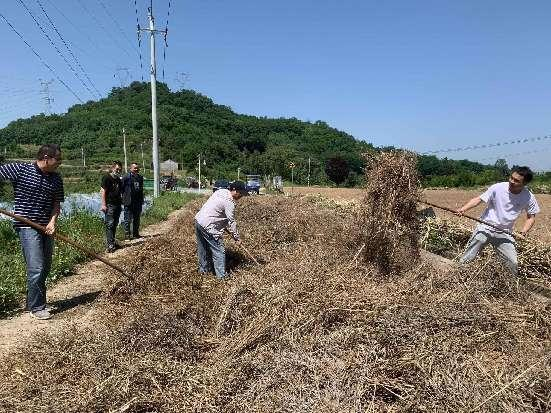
[0,162,65,228]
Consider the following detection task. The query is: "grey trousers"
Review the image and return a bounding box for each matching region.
[459,224,518,275]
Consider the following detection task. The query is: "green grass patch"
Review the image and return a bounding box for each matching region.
[141,191,200,226]
[0,191,198,316]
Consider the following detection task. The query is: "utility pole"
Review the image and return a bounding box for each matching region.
[308,157,311,187]
[39,79,54,115]
[122,128,128,173]
[81,147,86,168]
[198,153,201,189]
[237,167,241,181]
[138,3,166,198]
[141,142,145,173]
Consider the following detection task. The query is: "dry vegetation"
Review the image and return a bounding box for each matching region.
[0,153,550,412]
[360,151,421,274]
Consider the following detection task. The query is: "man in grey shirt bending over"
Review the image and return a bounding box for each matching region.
[194,181,247,278]
[456,166,540,275]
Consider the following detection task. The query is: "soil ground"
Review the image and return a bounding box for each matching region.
[289,186,551,243]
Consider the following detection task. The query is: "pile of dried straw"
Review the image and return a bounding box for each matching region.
[360,151,422,273]
[0,195,549,412]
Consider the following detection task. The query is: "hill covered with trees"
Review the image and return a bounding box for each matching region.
[0,81,499,187]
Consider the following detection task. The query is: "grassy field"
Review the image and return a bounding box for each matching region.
[0,191,199,315]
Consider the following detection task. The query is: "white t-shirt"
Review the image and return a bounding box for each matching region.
[479,182,540,231]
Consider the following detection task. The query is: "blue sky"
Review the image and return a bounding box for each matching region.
[1,1,551,170]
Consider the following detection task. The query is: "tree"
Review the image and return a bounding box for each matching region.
[494,158,510,178]
[325,156,349,186]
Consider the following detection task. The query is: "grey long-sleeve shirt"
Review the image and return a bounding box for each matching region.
[194,189,239,240]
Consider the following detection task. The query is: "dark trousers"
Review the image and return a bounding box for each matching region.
[17,228,54,312]
[104,204,121,249]
[123,204,142,237]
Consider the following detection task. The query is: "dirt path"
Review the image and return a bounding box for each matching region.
[0,207,190,355]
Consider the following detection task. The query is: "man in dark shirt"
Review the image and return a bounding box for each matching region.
[121,162,144,239]
[101,161,123,253]
[0,144,64,320]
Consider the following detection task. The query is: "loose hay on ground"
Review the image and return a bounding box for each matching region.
[0,195,549,412]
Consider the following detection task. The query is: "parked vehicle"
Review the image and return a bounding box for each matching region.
[213,179,229,192]
[245,174,261,195]
[186,176,199,189]
[160,175,178,191]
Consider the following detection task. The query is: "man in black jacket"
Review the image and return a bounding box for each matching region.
[121,162,144,239]
[101,161,122,253]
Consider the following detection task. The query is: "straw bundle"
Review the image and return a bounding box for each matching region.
[360,151,422,274]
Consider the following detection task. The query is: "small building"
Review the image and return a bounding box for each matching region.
[160,159,179,174]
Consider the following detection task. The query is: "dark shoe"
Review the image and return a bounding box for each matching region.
[30,309,52,320]
[125,234,133,241]
[133,234,142,239]
[106,246,116,253]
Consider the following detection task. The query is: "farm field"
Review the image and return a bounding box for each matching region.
[289,186,551,243]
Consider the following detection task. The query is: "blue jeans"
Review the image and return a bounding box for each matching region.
[195,222,226,278]
[17,228,54,312]
[104,204,121,249]
[123,204,142,237]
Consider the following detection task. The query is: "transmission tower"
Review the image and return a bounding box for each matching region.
[39,78,54,115]
[175,71,190,90]
[114,67,131,87]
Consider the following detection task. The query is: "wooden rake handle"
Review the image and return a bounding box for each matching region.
[238,241,261,266]
[419,200,525,240]
[224,228,260,266]
[0,207,130,277]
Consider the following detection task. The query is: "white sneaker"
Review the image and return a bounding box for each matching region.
[30,309,52,320]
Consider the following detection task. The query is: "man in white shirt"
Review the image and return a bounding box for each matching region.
[194,181,247,278]
[456,166,540,275]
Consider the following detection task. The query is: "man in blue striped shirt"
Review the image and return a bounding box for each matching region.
[0,144,64,320]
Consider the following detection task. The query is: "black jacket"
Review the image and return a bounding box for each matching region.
[121,173,144,207]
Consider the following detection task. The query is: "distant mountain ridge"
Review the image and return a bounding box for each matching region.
[0,82,372,184]
[0,81,496,186]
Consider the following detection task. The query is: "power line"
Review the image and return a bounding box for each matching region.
[17,0,97,99]
[422,134,551,155]
[134,0,145,81]
[96,0,140,55]
[35,0,102,98]
[44,0,114,65]
[161,0,171,81]
[0,11,84,103]
[45,0,95,44]
[476,147,551,162]
[76,0,134,60]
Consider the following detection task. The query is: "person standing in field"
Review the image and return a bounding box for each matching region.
[456,166,540,275]
[100,161,123,253]
[0,144,64,320]
[121,162,144,240]
[194,181,247,279]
